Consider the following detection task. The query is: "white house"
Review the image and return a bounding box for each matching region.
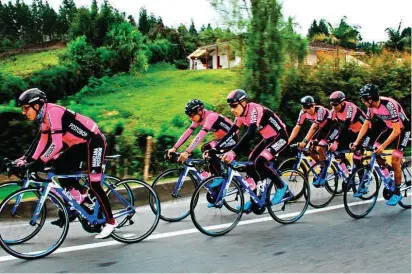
[187,42,242,70]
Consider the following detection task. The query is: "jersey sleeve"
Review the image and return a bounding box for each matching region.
[202,113,219,131]
[296,110,305,126]
[173,122,197,149]
[250,105,263,126]
[39,107,65,162]
[315,107,326,124]
[385,101,399,123]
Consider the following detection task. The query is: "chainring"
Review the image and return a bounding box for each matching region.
[78,204,103,233]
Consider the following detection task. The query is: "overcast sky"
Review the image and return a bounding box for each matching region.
[20,0,412,42]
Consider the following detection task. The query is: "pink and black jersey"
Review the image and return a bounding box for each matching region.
[331,101,366,133]
[235,102,286,139]
[366,96,410,129]
[296,105,331,128]
[31,103,101,163]
[173,110,234,153]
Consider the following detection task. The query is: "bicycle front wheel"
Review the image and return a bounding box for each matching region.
[108,179,160,243]
[343,166,380,219]
[190,176,244,237]
[267,169,310,224]
[0,188,69,259]
[399,159,411,209]
[307,160,338,208]
[150,168,198,222]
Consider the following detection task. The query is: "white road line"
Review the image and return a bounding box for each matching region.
[0,197,389,262]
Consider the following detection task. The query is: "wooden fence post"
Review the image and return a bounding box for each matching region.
[143,136,153,182]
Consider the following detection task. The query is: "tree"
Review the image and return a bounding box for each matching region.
[318,19,329,36]
[128,15,136,26]
[385,21,411,51]
[68,7,93,42]
[189,19,198,36]
[42,1,59,41]
[246,0,284,110]
[138,7,150,35]
[307,19,319,38]
[58,0,77,39]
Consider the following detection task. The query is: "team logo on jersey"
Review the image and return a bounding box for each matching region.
[346,106,353,119]
[68,123,88,138]
[270,138,287,152]
[250,108,258,123]
[219,122,231,131]
[386,101,397,118]
[269,117,281,131]
[92,147,103,168]
[43,144,56,159]
[401,132,410,146]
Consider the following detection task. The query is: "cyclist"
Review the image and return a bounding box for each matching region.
[288,96,332,164]
[14,88,116,239]
[326,91,368,171]
[351,84,411,205]
[167,99,238,175]
[211,89,290,210]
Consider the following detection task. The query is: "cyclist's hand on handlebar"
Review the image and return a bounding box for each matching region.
[167,147,176,159]
[222,150,236,163]
[375,144,385,155]
[177,151,189,162]
[349,142,358,151]
[328,141,338,152]
[298,141,307,150]
[14,158,27,167]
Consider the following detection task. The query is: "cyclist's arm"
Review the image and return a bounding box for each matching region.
[215,124,240,151]
[185,114,219,153]
[231,123,257,154]
[353,120,370,145]
[38,108,65,163]
[288,125,301,144]
[303,123,319,142]
[173,123,197,150]
[31,131,49,160]
[381,121,401,148]
[22,129,41,159]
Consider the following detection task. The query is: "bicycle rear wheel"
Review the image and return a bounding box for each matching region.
[267,169,310,224]
[398,159,411,209]
[307,160,338,208]
[150,168,198,222]
[190,176,244,236]
[107,179,160,243]
[0,188,69,259]
[343,166,380,219]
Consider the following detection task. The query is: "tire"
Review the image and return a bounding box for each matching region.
[0,182,46,245]
[333,156,351,195]
[190,176,244,237]
[267,169,310,224]
[0,188,69,259]
[343,166,380,219]
[398,159,411,209]
[109,179,160,243]
[278,157,309,175]
[150,168,198,222]
[307,160,338,208]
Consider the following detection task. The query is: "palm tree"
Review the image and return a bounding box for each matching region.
[385,21,411,51]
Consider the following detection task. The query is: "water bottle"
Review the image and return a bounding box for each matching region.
[257,180,266,196]
[245,176,256,191]
[339,162,347,173]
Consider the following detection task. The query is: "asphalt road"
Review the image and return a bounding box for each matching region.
[0,192,410,273]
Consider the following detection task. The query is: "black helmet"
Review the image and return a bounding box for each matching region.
[17,88,47,107]
[300,95,315,108]
[329,91,345,103]
[360,84,379,101]
[227,89,248,104]
[185,99,204,116]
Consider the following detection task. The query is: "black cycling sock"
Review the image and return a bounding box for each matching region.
[394,186,401,195]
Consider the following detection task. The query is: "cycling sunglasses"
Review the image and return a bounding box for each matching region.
[330,102,340,107]
[229,103,240,108]
[301,104,312,109]
[21,105,32,112]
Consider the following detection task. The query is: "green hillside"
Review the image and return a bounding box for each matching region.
[65,64,242,137]
[0,49,66,76]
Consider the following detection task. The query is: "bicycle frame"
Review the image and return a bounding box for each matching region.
[213,161,294,208]
[172,158,207,197]
[11,172,134,226]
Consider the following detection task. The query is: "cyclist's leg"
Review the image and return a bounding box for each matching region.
[87,133,116,238]
[254,133,289,203]
[314,120,333,161]
[54,144,86,190]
